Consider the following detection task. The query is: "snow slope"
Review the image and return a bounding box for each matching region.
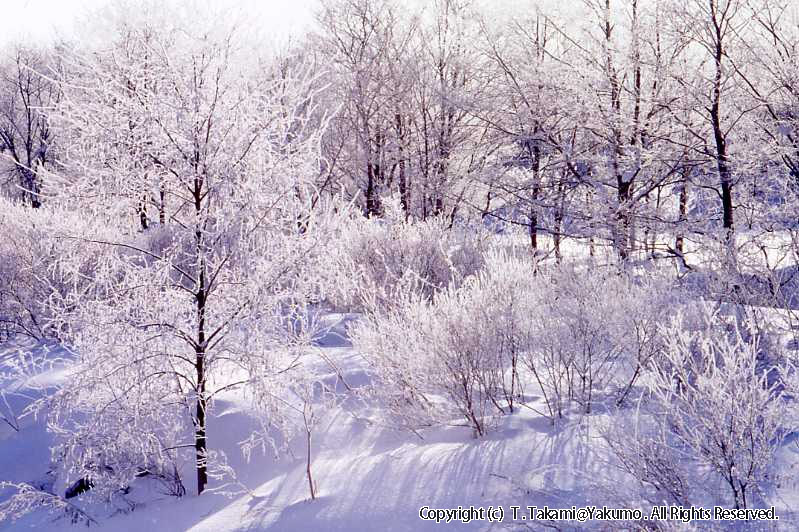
[2,313,798,531]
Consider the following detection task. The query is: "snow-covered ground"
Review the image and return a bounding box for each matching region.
[4,309,799,531]
[0,315,616,532]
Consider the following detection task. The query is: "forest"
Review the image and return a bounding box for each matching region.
[2,0,799,529]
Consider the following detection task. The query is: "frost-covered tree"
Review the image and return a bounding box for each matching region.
[37,3,334,497]
[0,44,60,207]
[667,0,752,242]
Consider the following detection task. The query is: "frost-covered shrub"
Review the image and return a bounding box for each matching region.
[645,303,791,509]
[604,302,792,511]
[0,481,97,526]
[351,251,535,435]
[326,207,489,313]
[524,265,674,420]
[603,411,695,508]
[354,252,678,434]
[0,201,54,340]
[0,199,103,341]
[51,364,189,501]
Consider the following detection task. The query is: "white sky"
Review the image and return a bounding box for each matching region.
[0,0,320,48]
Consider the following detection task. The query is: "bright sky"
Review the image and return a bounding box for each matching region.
[0,0,319,48]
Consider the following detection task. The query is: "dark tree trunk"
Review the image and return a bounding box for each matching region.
[12,162,42,208]
[676,170,688,255]
[366,133,384,217]
[193,177,208,496]
[395,113,410,217]
[195,339,208,495]
[710,15,734,236]
[194,269,208,495]
[398,157,408,217]
[554,209,563,264]
[23,167,41,208]
[365,157,380,217]
[137,194,149,230]
[712,104,733,233]
[529,144,541,253]
[159,181,166,225]
[616,179,632,260]
[434,195,444,217]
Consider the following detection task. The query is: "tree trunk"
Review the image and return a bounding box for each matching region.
[529,144,541,254]
[16,164,41,208]
[616,179,632,260]
[194,263,208,495]
[366,133,384,217]
[193,251,209,493]
[137,194,149,230]
[366,156,379,217]
[194,175,208,495]
[396,113,410,218]
[159,181,166,225]
[676,171,688,254]
[710,21,733,236]
[554,209,563,264]
[195,357,207,495]
[306,427,315,500]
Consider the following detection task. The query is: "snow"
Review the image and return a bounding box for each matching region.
[5,239,799,530]
[5,256,799,530]
[0,316,633,532]
[6,0,799,526]
[0,342,68,481]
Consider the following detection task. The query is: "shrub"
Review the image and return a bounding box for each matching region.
[523,265,674,420]
[353,252,678,433]
[0,200,97,340]
[326,210,489,314]
[604,302,793,510]
[351,251,535,435]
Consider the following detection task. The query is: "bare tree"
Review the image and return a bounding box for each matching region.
[673,0,752,242]
[317,0,415,217]
[46,6,333,497]
[0,45,60,207]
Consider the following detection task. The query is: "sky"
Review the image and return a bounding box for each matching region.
[0,0,320,48]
